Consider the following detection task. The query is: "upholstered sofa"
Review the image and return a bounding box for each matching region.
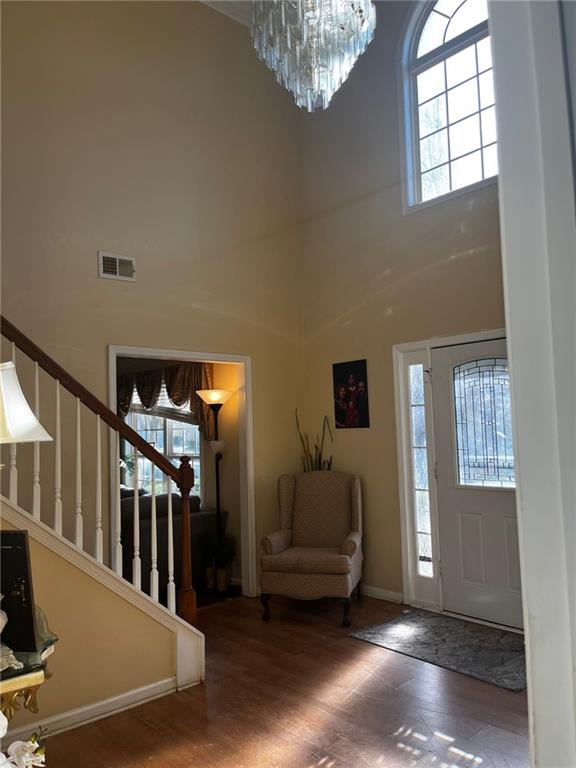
[260,470,363,626]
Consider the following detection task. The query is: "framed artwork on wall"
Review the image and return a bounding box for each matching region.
[332,359,370,429]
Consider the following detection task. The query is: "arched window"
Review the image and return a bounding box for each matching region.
[402,0,497,207]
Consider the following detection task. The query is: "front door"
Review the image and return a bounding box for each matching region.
[431,339,523,628]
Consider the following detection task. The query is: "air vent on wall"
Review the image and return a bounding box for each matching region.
[98,251,136,282]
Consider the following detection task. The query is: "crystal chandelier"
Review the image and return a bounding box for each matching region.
[251,0,376,112]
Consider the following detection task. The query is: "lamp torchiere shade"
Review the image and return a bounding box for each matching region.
[195,390,233,407]
[0,362,52,444]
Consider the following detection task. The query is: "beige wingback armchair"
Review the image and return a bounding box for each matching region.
[260,470,363,627]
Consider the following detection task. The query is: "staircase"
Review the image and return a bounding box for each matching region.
[0,317,204,728]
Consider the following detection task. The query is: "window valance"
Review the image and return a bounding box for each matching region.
[117,362,215,437]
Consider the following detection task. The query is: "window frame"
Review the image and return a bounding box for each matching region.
[393,328,506,610]
[407,361,435,579]
[400,1,498,212]
[124,404,202,496]
[394,345,440,608]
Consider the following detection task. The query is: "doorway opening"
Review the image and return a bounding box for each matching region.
[108,345,258,603]
[393,329,523,631]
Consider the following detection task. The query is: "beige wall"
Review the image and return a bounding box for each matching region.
[299,1,505,593]
[2,1,505,601]
[1,518,174,731]
[1,1,305,551]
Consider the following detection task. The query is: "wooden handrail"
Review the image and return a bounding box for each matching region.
[2,314,197,624]
[1,316,180,485]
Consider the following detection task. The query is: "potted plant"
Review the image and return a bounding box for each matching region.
[295,410,333,472]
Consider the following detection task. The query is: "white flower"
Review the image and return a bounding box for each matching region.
[6,741,45,768]
[0,712,8,739]
[0,753,13,768]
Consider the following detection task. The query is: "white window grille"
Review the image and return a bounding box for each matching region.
[403,0,498,207]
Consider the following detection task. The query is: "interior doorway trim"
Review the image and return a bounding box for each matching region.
[393,328,505,612]
[108,345,258,598]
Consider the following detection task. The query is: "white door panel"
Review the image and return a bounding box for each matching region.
[432,339,523,628]
[459,510,486,584]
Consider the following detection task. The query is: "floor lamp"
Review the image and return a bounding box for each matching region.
[195,389,232,543]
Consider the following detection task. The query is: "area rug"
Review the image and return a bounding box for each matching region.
[350,609,526,691]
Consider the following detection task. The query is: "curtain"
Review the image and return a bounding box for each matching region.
[117,361,215,437]
[198,362,215,439]
[164,362,215,437]
[135,368,163,409]
[164,364,192,407]
[117,373,135,417]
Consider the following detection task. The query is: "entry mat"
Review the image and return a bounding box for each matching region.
[350,609,526,691]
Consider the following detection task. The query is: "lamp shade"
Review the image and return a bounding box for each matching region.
[195,389,232,406]
[0,362,52,444]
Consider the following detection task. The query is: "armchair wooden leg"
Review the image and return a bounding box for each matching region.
[260,593,271,621]
[341,597,351,628]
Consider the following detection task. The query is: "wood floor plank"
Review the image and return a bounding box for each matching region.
[46,596,529,767]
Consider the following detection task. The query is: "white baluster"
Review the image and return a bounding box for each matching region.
[8,440,18,503]
[54,381,62,534]
[95,416,103,562]
[167,487,176,613]
[132,446,141,589]
[115,434,122,576]
[75,398,83,547]
[150,465,159,601]
[8,343,18,504]
[32,362,41,518]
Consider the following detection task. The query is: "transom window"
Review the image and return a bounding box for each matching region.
[123,384,201,496]
[404,0,498,206]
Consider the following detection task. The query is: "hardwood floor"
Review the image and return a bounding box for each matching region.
[47,596,529,767]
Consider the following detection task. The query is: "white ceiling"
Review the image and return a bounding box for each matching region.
[201,1,251,27]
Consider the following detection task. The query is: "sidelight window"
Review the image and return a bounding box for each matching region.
[409,364,434,577]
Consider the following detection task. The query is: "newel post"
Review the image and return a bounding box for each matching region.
[177,455,196,624]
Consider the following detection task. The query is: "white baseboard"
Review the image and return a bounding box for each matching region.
[7,677,181,742]
[361,585,404,604]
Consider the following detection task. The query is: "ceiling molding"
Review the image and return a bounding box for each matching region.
[201,1,251,28]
